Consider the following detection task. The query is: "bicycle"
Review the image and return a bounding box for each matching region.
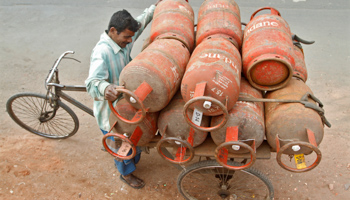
[6,51,93,139]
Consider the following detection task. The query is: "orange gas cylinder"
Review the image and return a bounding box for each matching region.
[103,98,159,160]
[292,43,307,82]
[211,77,264,170]
[181,37,241,125]
[114,38,190,124]
[265,77,328,172]
[291,34,315,82]
[196,0,242,49]
[150,0,195,51]
[157,92,210,164]
[242,7,295,91]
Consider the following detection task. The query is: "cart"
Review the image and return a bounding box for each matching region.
[102,129,274,200]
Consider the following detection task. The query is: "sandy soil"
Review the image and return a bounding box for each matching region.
[1,1,349,200]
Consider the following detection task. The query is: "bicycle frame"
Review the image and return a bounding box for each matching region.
[45,51,93,117]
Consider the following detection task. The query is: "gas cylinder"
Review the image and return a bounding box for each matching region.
[157,91,210,164]
[211,77,264,170]
[242,7,295,91]
[150,0,195,52]
[196,0,242,49]
[292,43,307,82]
[291,34,315,82]
[104,98,159,160]
[158,92,210,147]
[181,37,241,122]
[292,40,308,82]
[116,38,190,124]
[265,77,325,172]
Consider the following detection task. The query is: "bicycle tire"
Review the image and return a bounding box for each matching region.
[6,92,79,139]
[177,160,274,200]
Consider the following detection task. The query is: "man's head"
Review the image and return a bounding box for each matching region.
[107,10,140,48]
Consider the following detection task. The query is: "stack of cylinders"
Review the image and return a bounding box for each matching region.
[108,0,194,160]
[181,0,242,119]
[242,7,295,91]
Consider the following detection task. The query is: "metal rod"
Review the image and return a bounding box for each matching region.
[57,90,93,116]
[45,51,74,86]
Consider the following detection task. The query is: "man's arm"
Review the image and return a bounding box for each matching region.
[132,0,162,41]
[85,48,115,101]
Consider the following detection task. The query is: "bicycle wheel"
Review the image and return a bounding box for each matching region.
[177,160,274,200]
[6,92,79,139]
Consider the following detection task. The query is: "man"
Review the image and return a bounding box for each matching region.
[85,0,162,189]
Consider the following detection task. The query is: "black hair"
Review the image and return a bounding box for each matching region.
[108,10,140,34]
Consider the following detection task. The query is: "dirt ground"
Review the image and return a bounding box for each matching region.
[1,1,349,200]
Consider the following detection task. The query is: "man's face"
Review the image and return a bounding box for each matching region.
[109,27,135,48]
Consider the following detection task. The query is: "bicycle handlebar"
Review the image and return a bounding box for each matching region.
[45,51,75,86]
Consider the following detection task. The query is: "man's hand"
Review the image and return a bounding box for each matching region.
[104,85,123,101]
[155,0,162,6]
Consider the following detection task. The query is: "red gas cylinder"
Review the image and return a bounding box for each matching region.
[211,77,264,170]
[150,0,195,52]
[103,98,159,160]
[115,38,190,124]
[291,34,315,82]
[157,92,210,164]
[196,0,242,49]
[181,37,241,131]
[292,44,307,82]
[265,77,327,172]
[242,7,295,91]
